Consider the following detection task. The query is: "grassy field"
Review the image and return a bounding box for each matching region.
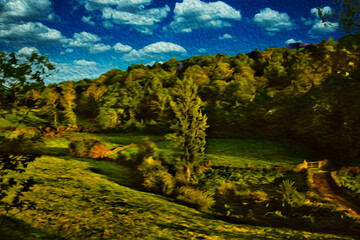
[2,126,358,238]
[205,138,322,168]
[43,132,321,168]
[0,155,355,240]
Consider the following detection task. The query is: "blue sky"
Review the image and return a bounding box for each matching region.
[0,0,344,84]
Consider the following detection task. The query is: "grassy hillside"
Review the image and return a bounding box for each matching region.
[1,155,355,240]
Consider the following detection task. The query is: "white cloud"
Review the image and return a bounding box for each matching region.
[102,5,170,34]
[308,19,339,35]
[79,0,168,34]
[82,0,152,12]
[74,60,98,66]
[60,49,74,55]
[45,61,108,84]
[285,39,303,45]
[300,17,313,26]
[113,43,133,52]
[219,33,233,40]
[102,21,114,29]
[198,48,206,53]
[253,8,295,32]
[67,32,101,48]
[0,0,53,23]
[89,43,112,53]
[145,60,164,66]
[170,0,241,33]
[311,6,333,18]
[82,16,95,26]
[308,6,338,36]
[0,22,66,45]
[64,32,113,54]
[17,47,39,56]
[123,41,187,61]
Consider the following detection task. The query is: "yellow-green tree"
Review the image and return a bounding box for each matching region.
[60,83,77,127]
[166,78,209,183]
[43,88,60,127]
[85,83,108,102]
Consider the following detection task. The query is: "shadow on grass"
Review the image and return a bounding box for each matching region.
[43,147,68,156]
[0,215,64,240]
[55,155,142,189]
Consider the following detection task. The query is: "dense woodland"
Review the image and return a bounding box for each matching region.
[2,36,360,166]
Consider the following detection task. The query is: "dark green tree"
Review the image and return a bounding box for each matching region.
[318,0,359,35]
[0,51,54,215]
[0,51,55,111]
[166,78,209,183]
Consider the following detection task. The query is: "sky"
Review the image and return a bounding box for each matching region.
[0,0,345,84]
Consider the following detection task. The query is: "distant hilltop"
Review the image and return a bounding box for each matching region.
[283,42,315,49]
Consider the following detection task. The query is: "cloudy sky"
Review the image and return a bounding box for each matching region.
[0,0,343,84]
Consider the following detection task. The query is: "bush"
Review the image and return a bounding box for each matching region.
[216,180,236,195]
[130,138,159,167]
[133,139,175,195]
[138,156,175,195]
[176,186,215,212]
[277,179,305,205]
[68,137,109,158]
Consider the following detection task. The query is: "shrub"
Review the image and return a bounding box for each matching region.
[277,179,305,205]
[130,138,159,167]
[216,180,236,195]
[252,190,269,203]
[134,139,175,195]
[138,156,175,195]
[177,186,215,212]
[68,137,109,158]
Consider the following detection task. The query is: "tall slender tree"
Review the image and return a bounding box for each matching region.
[166,78,209,182]
[60,83,77,128]
[43,88,60,128]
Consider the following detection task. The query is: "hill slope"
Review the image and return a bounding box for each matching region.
[1,156,356,239]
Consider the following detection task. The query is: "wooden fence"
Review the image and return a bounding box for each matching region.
[306,159,328,169]
[294,159,328,172]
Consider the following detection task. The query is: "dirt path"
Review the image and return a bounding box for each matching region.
[313,171,360,218]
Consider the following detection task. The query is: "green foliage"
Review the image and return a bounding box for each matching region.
[337,168,360,200]
[0,135,43,215]
[68,137,108,158]
[97,107,119,129]
[131,138,159,166]
[138,156,175,195]
[166,78,209,182]
[0,51,55,109]
[176,186,215,212]
[277,179,304,204]
[132,138,175,195]
[0,51,54,218]
[183,65,210,86]
[320,0,360,35]
[60,83,77,127]
[41,87,60,127]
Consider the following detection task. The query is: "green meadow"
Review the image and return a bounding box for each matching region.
[0,155,355,240]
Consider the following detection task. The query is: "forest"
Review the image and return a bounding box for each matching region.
[1,3,360,239]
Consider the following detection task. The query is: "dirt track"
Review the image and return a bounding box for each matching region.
[313,171,360,218]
